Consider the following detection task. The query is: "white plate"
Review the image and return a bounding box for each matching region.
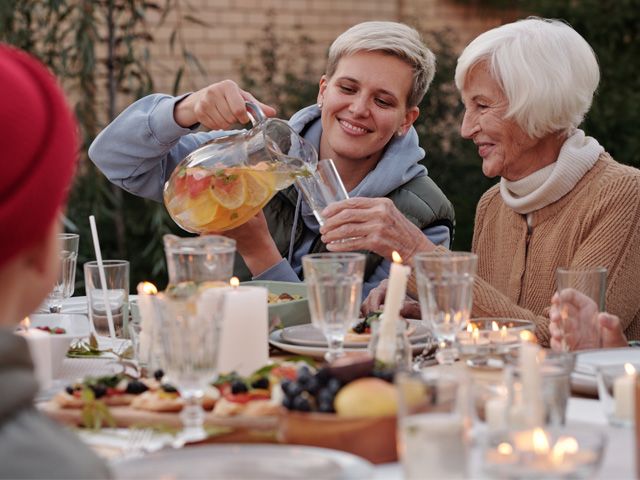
[571,347,640,397]
[280,320,431,347]
[270,329,428,359]
[112,443,374,479]
[29,313,91,339]
[42,295,138,314]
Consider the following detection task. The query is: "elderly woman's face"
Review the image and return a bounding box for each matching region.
[317,51,419,165]
[460,62,542,181]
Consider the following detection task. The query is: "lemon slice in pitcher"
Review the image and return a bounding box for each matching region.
[244,170,274,207]
[210,170,246,210]
[177,190,218,228]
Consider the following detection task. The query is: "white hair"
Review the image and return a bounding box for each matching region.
[327,21,436,107]
[455,17,600,138]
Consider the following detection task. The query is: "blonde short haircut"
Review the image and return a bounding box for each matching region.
[326,21,436,107]
[455,17,600,138]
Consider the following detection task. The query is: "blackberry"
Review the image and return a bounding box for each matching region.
[125,380,149,394]
[65,386,74,395]
[162,384,178,393]
[352,319,367,334]
[250,377,269,390]
[90,384,107,399]
[153,369,164,381]
[231,380,248,394]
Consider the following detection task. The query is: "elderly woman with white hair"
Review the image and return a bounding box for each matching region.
[325,17,640,346]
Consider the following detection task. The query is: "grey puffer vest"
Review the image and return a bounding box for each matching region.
[233,175,455,281]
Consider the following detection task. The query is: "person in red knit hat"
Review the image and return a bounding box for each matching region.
[0,44,111,478]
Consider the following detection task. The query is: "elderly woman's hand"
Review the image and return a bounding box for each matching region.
[549,289,628,351]
[319,197,435,260]
[174,79,276,130]
[361,279,422,319]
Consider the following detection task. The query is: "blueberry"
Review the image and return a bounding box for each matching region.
[90,385,107,399]
[315,368,331,386]
[153,369,164,381]
[125,380,149,394]
[231,380,248,394]
[304,376,320,395]
[316,388,334,405]
[251,377,270,390]
[318,400,335,413]
[298,365,312,377]
[292,395,312,412]
[282,395,293,410]
[65,386,74,395]
[282,381,302,399]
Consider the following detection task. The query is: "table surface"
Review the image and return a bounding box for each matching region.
[39,346,636,479]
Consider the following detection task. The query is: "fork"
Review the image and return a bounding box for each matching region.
[124,428,154,459]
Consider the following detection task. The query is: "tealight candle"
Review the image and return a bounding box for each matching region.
[489,325,518,344]
[614,363,636,421]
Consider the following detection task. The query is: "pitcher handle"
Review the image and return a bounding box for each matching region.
[245,101,267,126]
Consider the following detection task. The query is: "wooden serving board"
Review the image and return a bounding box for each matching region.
[39,401,279,432]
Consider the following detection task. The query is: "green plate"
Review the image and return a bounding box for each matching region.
[242,280,310,328]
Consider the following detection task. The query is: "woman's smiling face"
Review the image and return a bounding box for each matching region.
[317,50,419,166]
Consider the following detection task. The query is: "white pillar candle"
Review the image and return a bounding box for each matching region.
[15,322,52,390]
[485,395,508,430]
[376,252,410,364]
[614,363,636,421]
[136,282,158,369]
[218,282,269,376]
[519,332,544,427]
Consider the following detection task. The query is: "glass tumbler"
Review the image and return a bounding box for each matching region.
[46,233,79,313]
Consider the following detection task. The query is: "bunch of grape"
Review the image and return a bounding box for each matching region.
[281,366,343,413]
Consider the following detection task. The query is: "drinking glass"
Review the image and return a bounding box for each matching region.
[414,252,478,365]
[302,252,365,362]
[84,260,130,339]
[153,287,226,444]
[397,371,468,480]
[46,233,79,313]
[556,266,607,351]
[296,158,349,226]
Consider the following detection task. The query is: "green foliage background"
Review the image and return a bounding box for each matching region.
[1,0,638,292]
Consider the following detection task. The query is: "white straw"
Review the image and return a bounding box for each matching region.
[89,215,116,339]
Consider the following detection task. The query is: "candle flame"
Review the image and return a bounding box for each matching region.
[497,443,513,455]
[532,428,550,454]
[491,321,499,331]
[230,277,240,288]
[138,281,158,295]
[520,331,536,344]
[466,323,474,333]
[625,363,636,376]
[472,328,480,341]
[392,251,402,264]
[500,326,507,339]
[550,436,579,464]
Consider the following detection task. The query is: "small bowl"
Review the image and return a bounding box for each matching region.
[242,280,309,328]
[28,313,91,375]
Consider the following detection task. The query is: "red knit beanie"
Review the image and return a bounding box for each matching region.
[0,44,78,268]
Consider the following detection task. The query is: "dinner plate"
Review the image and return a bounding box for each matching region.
[270,329,429,359]
[39,295,139,314]
[571,347,640,397]
[280,320,430,347]
[112,443,374,479]
[29,313,91,339]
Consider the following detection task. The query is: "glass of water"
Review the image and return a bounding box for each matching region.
[84,260,130,339]
[397,371,468,480]
[414,252,477,365]
[302,252,365,362]
[153,287,226,444]
[296,158,349,226]
[46,233,79,313]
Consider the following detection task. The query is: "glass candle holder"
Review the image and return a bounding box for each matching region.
[482,426,606,479]
[596,363,639,427]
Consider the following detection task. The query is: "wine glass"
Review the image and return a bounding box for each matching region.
[46,233,79,313]
[152,287,226,444]
[414,252,477,365]
[302,253,365,363]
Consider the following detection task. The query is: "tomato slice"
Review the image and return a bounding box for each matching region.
[223,389,271,404]
[270,365,298,381]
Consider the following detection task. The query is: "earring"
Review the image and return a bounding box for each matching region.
[317,102,323,109]
[396,130,403,137]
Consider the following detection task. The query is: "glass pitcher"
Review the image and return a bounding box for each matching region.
[164,102,318,233]
[163,234,236,289]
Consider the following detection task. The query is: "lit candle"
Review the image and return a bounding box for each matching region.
[15,317,52,390]
[489,325,518,344]
[136,281,158,369]
[519,331,544,427]
[376,252,410,364]
[614,363,637,421]
[217,277,269,376]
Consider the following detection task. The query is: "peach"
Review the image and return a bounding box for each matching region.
[334,377,397,417]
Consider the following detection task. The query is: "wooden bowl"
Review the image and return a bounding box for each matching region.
[277,411,397,464]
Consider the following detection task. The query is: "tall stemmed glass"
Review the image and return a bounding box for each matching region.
[414,252,477,365]
[46,233,79,313]
[302,253,365,363]
[152,287,226,444]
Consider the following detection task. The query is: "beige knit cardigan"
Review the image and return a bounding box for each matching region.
[407,153,640,346]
